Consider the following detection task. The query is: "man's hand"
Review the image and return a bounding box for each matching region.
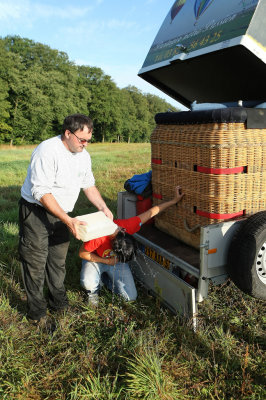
[100,206,113,220]
[83,186,113,220]
[107,256,117,266]
[65,217,87,240]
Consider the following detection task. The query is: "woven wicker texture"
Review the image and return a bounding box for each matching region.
[151,122,266,248]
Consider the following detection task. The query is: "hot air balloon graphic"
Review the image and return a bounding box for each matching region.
[194,0,215,23]
[170,0,187,23]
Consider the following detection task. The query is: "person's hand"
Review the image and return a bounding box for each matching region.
[173,185,184,203]
[107,256,117,266]
[101,206,113,220]
[66,217,87,240]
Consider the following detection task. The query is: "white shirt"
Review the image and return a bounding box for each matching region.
[21,135,95,212]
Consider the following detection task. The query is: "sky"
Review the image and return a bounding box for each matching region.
[0,0,187,110]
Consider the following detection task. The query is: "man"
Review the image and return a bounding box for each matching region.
[19,114,112,324]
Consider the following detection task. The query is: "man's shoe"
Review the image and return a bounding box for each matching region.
[27,316,56,333]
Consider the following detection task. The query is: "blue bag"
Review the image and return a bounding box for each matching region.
[124,171,152,198]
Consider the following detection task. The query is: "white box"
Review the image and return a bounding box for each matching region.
[75,211,117,242]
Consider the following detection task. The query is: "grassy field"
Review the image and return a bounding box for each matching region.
[0,143,265,400]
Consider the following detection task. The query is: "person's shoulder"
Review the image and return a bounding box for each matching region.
[80,148,91,160]
[34,136,63,157]
[36,136,61,151]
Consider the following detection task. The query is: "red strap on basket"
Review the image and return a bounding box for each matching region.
[196,166,245,174]
[153,193,163,200]
[196,209,245,219]
[152,158,162,165]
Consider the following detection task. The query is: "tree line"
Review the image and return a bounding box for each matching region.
[0,36,178,144]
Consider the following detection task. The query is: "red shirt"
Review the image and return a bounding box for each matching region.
[83,216,141,258]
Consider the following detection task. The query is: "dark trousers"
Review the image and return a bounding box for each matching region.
[18,198,70,320]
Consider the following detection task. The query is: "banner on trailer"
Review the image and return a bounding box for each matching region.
[142,0,259,69]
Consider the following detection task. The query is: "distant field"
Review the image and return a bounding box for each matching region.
[0,143,265,400]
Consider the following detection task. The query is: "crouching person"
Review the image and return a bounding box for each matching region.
[79,186,184,306]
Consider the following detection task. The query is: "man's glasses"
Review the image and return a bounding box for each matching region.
[69,130,91,144]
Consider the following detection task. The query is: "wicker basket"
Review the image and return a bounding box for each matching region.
[151,109,266,248]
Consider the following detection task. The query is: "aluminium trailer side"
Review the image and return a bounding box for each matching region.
[117,191,245,327]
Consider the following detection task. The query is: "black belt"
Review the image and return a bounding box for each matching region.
[19,197,44,209]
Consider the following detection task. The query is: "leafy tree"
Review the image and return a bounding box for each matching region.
[77,66,121,142]
[0,77,12,142]
[123,86,151,142]
[145,93,178,126]
[1,37,91,143]
[0,42,12,142]
[43,65,91,136]
[0,35,180,144]
[119,88,140,143]
[0,39,25,144]
[3,35,72,72]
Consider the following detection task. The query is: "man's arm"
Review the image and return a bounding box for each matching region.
[39,193,86,239]
[83,186,113,220]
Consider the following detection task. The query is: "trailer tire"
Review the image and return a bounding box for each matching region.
[227,211,266,300]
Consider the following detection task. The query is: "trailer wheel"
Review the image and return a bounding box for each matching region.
[227,211,266,300]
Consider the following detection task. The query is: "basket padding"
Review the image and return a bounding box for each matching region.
[155,108,266,128]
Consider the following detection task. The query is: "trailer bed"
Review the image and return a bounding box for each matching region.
[137,224,200,269]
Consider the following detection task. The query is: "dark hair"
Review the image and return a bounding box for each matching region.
[62,114,93,134]
[112,231,137,263]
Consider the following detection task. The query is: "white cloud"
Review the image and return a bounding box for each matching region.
[62,20,104,38]
[59,19,144,50]
[0,1,30,20]
[106,19,136,30]
[33,4,93,19]
[0,0,93,21]
[62,17,138,37]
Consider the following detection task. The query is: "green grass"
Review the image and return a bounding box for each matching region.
[0,144,265,400]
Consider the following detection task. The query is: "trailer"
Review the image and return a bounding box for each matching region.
[118,0,266,324]
[118,191,265,327]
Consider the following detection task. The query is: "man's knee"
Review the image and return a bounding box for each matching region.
[80,265,100,292]
[80,274,94,290]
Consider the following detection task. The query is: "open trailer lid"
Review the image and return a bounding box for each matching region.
[138,0,266,108]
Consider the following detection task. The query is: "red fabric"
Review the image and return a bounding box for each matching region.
[83,216,141,258]
[136,197,153,225]
[196,209,244,219]
[114,216,141,235]
[152,158,162,164]
[197,166,244,174]
[153,193,163,199]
